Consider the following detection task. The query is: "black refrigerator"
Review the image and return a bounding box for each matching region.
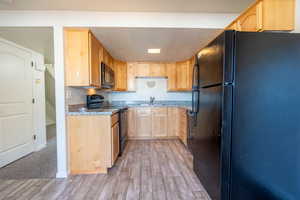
[187,31,300,200]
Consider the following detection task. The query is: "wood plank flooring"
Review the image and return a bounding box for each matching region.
[0,140,211,200]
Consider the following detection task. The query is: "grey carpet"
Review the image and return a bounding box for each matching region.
[0,125,57,179]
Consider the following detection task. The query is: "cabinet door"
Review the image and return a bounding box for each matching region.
[226,21,239,30]
[65,29,90,86]
[136,62,150,77]
[237,1,263,32]
[150,63,166,77]
[167,108,180,137]
[128,108,136,137]
[178,108,187,146]
[166,63,177,91]
[152,108,168,137]
[262,0,295,31]
[176,60,192,91]
[103,48,109,66]
[114,60,127,91]
[127,62,136,91]
[89,32,100,87]
[68,115,111,174]
[136,108,152,137]
[112,123,120,164]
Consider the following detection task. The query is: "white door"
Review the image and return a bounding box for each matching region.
[0,39,34,168]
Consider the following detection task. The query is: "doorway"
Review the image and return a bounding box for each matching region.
[0,27,57,179]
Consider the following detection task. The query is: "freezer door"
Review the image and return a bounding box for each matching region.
[230,32,300,200]
[198,33,225,87]
[192,85,223,200]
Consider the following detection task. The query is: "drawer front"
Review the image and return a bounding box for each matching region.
[111,113,119,126]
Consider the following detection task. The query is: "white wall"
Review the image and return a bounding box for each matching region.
[109,78,191,102]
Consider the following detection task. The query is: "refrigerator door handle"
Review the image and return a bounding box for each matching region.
[192,90,200,114]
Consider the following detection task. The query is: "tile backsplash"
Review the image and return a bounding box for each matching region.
[66,78,192,106]
[65,87,109,105]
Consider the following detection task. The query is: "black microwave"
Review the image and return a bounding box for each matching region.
[100,62,115,89]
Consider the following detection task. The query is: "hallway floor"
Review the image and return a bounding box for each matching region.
[0,125,57,179]
[0,140,210,200]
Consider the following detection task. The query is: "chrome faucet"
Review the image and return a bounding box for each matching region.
[150,96,155,105]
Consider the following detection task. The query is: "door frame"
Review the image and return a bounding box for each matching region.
[0,37,47,165]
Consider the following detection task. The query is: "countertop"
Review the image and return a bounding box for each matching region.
[67,101,192,116]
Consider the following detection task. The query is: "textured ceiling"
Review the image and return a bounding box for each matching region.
[91,27,222,62]
[0,0,253,13]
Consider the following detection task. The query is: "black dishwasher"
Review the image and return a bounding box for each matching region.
[119,108,128,156]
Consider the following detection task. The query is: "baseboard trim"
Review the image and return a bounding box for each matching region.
[35,143,47,152]
[56,170,68,178]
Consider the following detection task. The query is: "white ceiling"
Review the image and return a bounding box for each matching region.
[91,27,222,62]
[0,27,54,63]
[0,27,222,63]
[0,0,253,13]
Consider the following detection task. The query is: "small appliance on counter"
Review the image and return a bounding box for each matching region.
[86,94,104,109]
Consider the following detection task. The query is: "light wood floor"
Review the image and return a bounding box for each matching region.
[0,140,211,200]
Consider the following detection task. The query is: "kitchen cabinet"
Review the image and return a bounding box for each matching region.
[65,29,100,87]
[136,108,152,137]
[128,108,137,137]
[112,122,119,164]
[166,62,177,91]
[236,1,263,32]
[152,108,168,137]
[114,60,127,91]
[136,62,150,77]
[175,60,192,91]
[67,113,120,174]
[127,62,137,91]
[167,108,180,137]
[178,108,187,145]
[128,107,187,141]
[150,63,166,77]
[226,0,295,32]
[103,48,109,66]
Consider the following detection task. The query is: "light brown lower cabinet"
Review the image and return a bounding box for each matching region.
[128,107,187,144]
[67,113,119,175]
[178,108,188,146]
[152,108,168,137]
[136,108,152,137]
[112,122,119,164]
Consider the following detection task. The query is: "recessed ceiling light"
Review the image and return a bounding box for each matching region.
[148,49,161,54]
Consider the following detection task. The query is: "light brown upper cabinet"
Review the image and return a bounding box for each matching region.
[149,63,166,77]
[226,0,295,32]
[135,62,167,77]
[127,62,137,91]
[166,63,177,91]
[175,59,193,91]
[151,108,168,137]
[113,60,127,91]
[65,29,101,87]
[126,60,192,92]
[136,62,150,77]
